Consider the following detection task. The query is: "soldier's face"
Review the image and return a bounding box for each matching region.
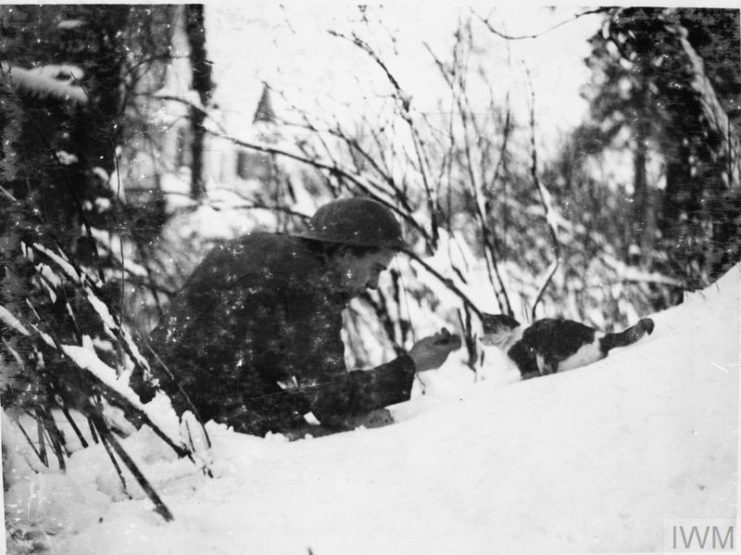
[338,248,395,296]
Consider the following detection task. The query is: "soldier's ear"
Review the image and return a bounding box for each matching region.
[328,245,354,264]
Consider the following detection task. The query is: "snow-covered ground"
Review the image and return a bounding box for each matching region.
[5,265,739,554]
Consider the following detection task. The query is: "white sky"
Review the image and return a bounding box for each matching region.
[205,2,603,149]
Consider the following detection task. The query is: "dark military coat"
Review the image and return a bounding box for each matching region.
[146,233,415,436]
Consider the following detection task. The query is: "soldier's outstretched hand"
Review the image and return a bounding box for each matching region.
[408,328,462,372]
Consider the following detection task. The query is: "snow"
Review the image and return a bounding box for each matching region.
[31,244,81,285]
[5,264,739,554]
[0,306,30,337]
[60,344,139,409]
[59,341,183,447]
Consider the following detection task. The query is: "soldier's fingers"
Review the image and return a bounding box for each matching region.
[448,334,462,349]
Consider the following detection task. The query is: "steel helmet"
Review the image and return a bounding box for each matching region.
[297,198,407,250]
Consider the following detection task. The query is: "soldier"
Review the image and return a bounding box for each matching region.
[136,198,461,437]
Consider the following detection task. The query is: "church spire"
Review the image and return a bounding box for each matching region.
[253,83,276,124]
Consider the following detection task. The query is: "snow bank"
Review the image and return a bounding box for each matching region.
[11,265,740,554]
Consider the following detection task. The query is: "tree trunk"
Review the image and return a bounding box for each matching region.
[631,117,649,262]
[185,4,213,200]
[673,19,741,190]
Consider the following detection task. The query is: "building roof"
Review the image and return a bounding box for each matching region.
[253,83,276,124]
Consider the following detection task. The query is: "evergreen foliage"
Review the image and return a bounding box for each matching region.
[580,8,741,288]
[0,6,195,539]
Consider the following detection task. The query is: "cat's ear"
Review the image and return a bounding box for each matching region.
[481,313,521,332]
[504,315,521,328]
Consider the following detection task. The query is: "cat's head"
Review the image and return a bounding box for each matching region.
[480,313,522,348]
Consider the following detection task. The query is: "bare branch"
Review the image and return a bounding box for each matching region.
[424,34,512,315]
[61,406,89,448]
[329,29,439,248]
[525,71,561,321]
[401,248,483,321]
[475,8,609,41]
[91,411,174,521]
[327,31,410,110]
[206,128,431,243]
[275,117,415,214]
[94,415,132,498]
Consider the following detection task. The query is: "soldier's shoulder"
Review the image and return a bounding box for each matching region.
[227,232,323,273]
[232,232,313,257]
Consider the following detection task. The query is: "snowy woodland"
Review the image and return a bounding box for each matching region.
[0,4,739,554]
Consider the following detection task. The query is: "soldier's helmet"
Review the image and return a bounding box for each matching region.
[297,198,407,250]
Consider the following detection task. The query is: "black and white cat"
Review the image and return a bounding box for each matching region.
[481,314,655,379]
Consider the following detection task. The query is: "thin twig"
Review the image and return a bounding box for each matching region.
[401,249,483,320]
[88,417,100,444]
[0,184,18,202]
[329,30,439,248]
[92,412,174,521]
[61,406,88,448]
[37,406,68,469]
[476,8,609,41]
[424,37,512,314]
[280,117,415,215]
[14,417,44,463]
[16,309,193,462]
[41,424,66,471]
[206,128,430,242]
[35,414,48,467]
[457,307,479,377]
[91,414,132,499]
[525,70,561,321]
[184,417,214,478]
[139,337,212,450]
[327,31,407,105]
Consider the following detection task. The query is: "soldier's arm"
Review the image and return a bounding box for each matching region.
[279,294,417,426]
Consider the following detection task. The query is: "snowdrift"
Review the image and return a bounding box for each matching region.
[5,265,739,554]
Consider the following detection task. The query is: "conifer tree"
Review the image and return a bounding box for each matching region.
[581,8,741,287]
[0,7,195,531]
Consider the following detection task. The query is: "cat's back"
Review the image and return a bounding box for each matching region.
[522,318,598,358]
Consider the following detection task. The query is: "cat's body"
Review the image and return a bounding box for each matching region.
[481,314,655,379]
